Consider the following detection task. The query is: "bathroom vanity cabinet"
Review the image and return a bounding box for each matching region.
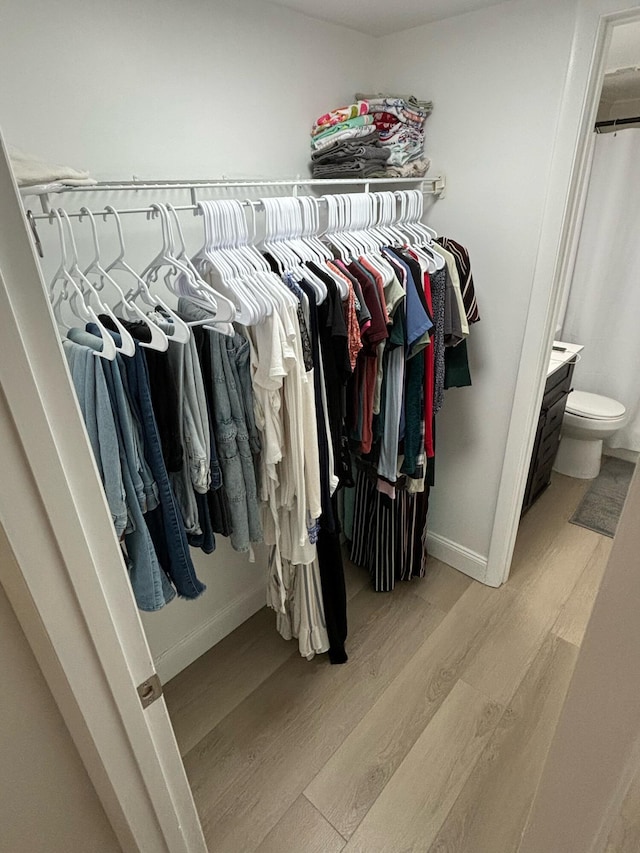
[521,348,579,514]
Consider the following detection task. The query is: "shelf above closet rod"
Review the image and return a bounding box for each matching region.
[21,174,446,214]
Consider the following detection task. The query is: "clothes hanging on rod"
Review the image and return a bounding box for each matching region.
[338,224,480,592]
[53,197,343,661]
[44,186,470,664]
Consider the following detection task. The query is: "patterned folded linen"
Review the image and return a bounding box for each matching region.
[355,92,434,116]
[311,124,378,153]
[312,100,369,135]
[311,115,375,144]
[369,157,431,179]
[373,109,425,132]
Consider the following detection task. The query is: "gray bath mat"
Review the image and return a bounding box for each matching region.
[569,456,635,538]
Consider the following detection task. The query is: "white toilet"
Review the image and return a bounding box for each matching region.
[553,390,628,479]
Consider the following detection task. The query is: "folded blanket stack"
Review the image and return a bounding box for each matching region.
[354,92,433,177]
[309,101,390,179]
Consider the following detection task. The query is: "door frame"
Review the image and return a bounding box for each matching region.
[486,0,640,587]
[0,135,207,852]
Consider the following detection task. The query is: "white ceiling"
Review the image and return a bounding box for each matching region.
[264,0,509,37]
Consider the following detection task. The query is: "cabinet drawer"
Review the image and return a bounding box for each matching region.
[522,360,576,515]
[542,393,568,439]
[540,427,562,467]
[543,361,574,409]
[530,457,555,502]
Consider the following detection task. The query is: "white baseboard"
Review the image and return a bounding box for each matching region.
[153,582,266,683]
[426,531,489,585]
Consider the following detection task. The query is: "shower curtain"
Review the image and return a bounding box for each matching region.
[561,128,640,452]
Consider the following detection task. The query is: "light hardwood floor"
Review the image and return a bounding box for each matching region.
[165,473,611,853]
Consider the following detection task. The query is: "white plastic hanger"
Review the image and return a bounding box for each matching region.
[103,206,178,350]
[323,194,353,262]
[299,195,333,262]
[271,195,326,302]
[261,197,299,274]
[80,206,168,352]
[401,190,445,271]
[394,191,437,273]
[49,209,117,360]
[111,204,190,343]
[193,200,262,325]
[49,209,90,328]
[164,202,237,328]
[59,209,137,357]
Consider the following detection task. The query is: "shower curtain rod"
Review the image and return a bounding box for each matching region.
[595,116,640,130]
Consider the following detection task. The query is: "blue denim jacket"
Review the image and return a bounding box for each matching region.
[64,335,174,610]
[113,333,206,599]
[63,339,127,536]
[179,301,262,552]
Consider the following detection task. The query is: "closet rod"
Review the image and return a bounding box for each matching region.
[22,175,446,214]
[26,194,355,223]
[27,202,237,223]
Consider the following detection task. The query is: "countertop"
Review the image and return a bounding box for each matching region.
[547,340,583,377]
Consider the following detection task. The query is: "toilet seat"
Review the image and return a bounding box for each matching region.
[565,390,626,420]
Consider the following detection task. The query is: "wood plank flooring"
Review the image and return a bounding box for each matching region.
[165,473,609,853]
[605,766,640,853]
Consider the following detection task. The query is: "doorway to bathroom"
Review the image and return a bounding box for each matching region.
[511,17,640,611]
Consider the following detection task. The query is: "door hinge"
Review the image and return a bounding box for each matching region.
[137,673,163,709]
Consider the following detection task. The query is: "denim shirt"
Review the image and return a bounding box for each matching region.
[64,334,174,610]
[119,338,206,599]
[86,324,206,600]
[63,338,127,536]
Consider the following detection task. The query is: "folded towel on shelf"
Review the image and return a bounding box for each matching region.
[18,181,67,196]
[355,92,434,115]
[311,114,375,144]
[9,146,97,187]
[382,140,425,166]
[311,124,378,153]
[311,143,390,166]
[312,159,385,179]
[312,100,369,135]
[373,110,425,132]
[381,157,431,178]
[311,130,379,160]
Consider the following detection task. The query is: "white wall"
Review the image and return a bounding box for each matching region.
[141,545,270,681]
[373,0,580,570]
[0,0,373,680]
[0,570,119,852]
[606,17,640,69]
[0,0,372,180]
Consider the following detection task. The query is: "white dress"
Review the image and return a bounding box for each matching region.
[241,281,329,659]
